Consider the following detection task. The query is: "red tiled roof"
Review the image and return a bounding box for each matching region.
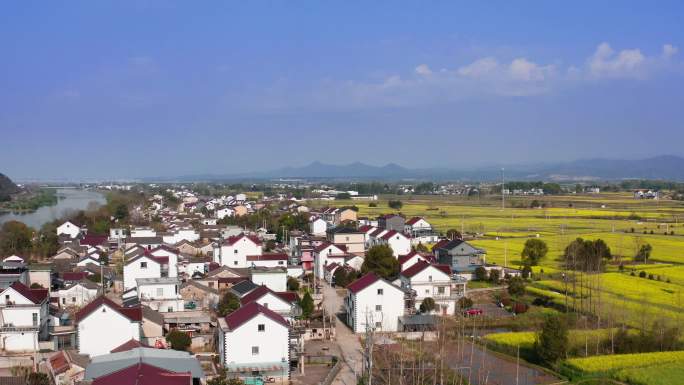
[224,302,289,330]
[246,253,288,261]
[380,230,398,240]
[276,291,299,304]
[358,225,373,233]
[80,234,108,247]
[50,351,70,375]
[314,242,346,254]
[347,272,380,294]
[369,228,385,237]
[75,296,142,323]
[125,253,166,266]
[398,251,434,265]
[150,245,180,255]
[325,262,339,272]
[239,285,292,306]
[62,271,88,281]
[217,277,245,284]
[405,217,422,226]
[401,260,452,279]
[7,281,48,304]
[92,363,191,385]
[110,339,148,353]
[224,234,262,246]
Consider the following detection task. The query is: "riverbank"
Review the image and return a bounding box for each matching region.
[0,188,58,213]
[0,189,106,229]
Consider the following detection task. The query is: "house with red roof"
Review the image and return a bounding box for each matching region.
[313,242,347,281]
[246,253,288,268]
[239,285,299,322]
[0,281,49,352]
[91,362,192,385]
[404,217,439,244]
[309,216,328,236]
[75,296,142,357]
[398,251,435,272]
[213,234,263,268]
[123,252,168,290]
[344,272,406,333]
[217,302,290,381]
[375,230,412,257]
[399,260,466,315]
[149,246,180,278]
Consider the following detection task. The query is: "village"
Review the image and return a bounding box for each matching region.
[0,186,528,385]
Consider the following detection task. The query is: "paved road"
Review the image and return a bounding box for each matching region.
[321,284,363,385]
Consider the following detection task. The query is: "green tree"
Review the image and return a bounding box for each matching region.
[413,242,428,253]
[165,329,192,351]
[300,291,314,319]
[507,276,526,297]
[521,265,532,279]
[333,267,351,287]
[446,229,462,240]
[474,266,487,281]
[535,314,568,365]
[489,269,501,284]
[521,238,548,266]
[635,243,653,262]
[0,220,33,256]
[419,297,436,314]
[27,372,50,385]
[457,297,473,310]
[361,245,399,280]
[287,277,300,292]
[217,292,240,317]
[388,200,403,209]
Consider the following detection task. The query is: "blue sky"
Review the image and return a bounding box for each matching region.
[1,1,683,180]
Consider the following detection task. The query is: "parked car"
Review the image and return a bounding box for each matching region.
[463,308,483,316]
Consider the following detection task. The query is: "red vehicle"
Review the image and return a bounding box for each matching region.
[464,308,483,316]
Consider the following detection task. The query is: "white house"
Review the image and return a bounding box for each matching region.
[75,297,142,357]
[399,260,466,316]
[162,228,200,246]
[344,272,405,333]
[149,246,179,278]
[136,277,184,313]
[399,251,434,272]
[309,217,327,236]
[377,230,412,257]
[404,217,439,244]
[344,255,365,271]
[123,254,166,290]
[213,234,263,268]
[313,243,347,281]
[246,253,288,268]
[239,285,299,322]
[57,221,81,239]
[216,207,235,220]
[250,267,287,292]
[217,302,290,381]
[0,282,49,352]
[53,280,100,309]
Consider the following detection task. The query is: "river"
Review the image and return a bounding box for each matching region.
[0,188,106,229]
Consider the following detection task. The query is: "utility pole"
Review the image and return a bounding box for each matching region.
[364,311,374,385]
[501,168,505,211]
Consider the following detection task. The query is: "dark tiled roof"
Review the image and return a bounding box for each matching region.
[75,296,142,323]
[230,280,258,296]
[80,234,108,247]
[224,302,288,331]
[246,253,288,261]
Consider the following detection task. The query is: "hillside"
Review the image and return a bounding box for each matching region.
[0,173,19,201]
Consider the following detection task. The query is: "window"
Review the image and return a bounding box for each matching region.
[233,261,238,265]
[346,237,350,241]
[375,305,382,311]
[252,346,259,355]
[258,324,265,332]
[428,275,433,282]
[278,261,284,265]
[437,286,445,294]
[32,313,38,326]
[72,297,76,303]
[140,262,147,269]
[263,303,268,309]
[377,288,383,295]
[62,298,66,304]
[156,288,164,297]
[167,307,173,312]
[234,250,238,254]
[375,321,382,328]
[4,295,9,302]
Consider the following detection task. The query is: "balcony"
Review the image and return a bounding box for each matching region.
[0,324,39,333]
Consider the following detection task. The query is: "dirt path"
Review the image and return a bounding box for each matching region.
[321,283,363,385]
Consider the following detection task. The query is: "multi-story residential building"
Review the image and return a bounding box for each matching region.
[313,243,347,280]
[239,285,299,322]
[376,230,411,257]
[0,282,49,352]
[404,217,439,244]
[250,267,287,292]
[136,277,184,313]
[344,272,406,333]
[123,252,167,290]
[309,217,328,236]
[326,227,365,254]
[75,297,142,357]
[433,239,487,278]
[217,302,290,382]
[378,214,405,232]
[399,260,466,316]
[53,280,100,309]
[213,234,263,268]
[246,253,289,268]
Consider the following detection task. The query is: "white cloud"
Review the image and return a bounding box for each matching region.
[508,58,554,81]
[588,42,645,78]
[415,64,432,76]
[457,57,498,78]
[663,44,678,58]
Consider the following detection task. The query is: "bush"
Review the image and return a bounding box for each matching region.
[388,200,403,209]
[639,271,647,278]
[474,266,487,281]
[521,265,532,279]
[368,202,377,207]
[648,274,654,280]
[508,276,526,297]
[457,297,473,310]
[217,292,240,316]
[535,314,568,365]
[166,329,192,351]
[489,269,501,284]
[287,277,300,292]
[419,297,436,314]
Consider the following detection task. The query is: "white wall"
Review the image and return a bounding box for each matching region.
[214,238,262,268]
[123,257,162,290]
[223,313,289,367]
[1,330,37,352]
[57,222,80,238]
[78,304,140,357]
[251,273,286,292]
[347,280,404,333]
[56,285,99,308]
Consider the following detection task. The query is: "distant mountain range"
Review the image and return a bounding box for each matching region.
[151,155,684,182]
